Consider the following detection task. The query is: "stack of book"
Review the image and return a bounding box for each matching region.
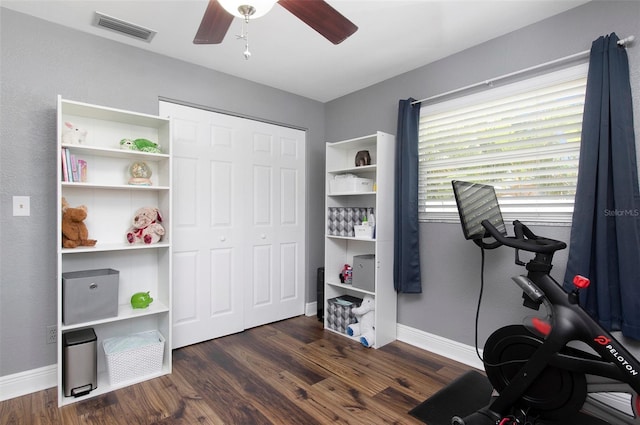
[61,148,87,182]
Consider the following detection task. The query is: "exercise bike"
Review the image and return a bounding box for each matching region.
[450,180,640,425]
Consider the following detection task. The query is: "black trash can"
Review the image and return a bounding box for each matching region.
[317,267,324,321]
[63,328,97,397]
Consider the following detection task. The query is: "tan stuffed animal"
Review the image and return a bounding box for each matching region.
[61,197,97,248]
[126,207,165,244]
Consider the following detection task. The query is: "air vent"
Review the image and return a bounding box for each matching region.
[93,12,156,42]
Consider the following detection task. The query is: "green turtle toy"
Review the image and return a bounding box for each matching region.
[130,291,154,309]
[120,138,162,153]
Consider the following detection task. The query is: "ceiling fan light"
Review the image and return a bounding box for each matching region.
[219,0,278,19]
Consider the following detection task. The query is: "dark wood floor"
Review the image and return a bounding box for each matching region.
[0,315,473,425]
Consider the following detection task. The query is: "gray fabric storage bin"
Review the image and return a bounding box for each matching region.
[353,254,375,292]
[326,295,362,334]
[62,269,119,325]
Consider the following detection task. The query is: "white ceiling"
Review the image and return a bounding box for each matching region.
[2,0,590,102]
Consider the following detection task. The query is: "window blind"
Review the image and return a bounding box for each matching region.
[418,64,588,223]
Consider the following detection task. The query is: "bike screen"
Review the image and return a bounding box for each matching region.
[452,180,507,240]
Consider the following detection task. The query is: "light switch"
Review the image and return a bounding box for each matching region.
[13,196,30,216]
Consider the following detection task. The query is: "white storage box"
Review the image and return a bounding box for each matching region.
[330,175,373,194]
[354,224,374,239]
[103,330,165,385]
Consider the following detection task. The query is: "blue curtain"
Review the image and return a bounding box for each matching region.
[563,33,640,339]
[394,98,422,293]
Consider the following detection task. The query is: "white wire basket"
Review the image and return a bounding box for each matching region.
[103,330,165,385]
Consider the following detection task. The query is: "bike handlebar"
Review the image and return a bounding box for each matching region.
[481,219,567,254]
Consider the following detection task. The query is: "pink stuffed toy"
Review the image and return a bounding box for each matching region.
[126,207,165,244]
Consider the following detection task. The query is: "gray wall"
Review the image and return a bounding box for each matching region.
[325,0,640,347]
[1,0,639,380]
[0,8,326,377]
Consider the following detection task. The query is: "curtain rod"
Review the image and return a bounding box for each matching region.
[412,35,635,106]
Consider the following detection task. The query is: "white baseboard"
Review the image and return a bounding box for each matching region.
[396,323,485,370]
[0,364,56,402]
[305,301,318,318]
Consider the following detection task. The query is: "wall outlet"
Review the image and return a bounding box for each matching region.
[47,325,57,344]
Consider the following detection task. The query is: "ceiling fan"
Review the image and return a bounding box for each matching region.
[193,0,358,47]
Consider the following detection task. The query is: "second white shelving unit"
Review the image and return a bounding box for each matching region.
[324,131,397,348]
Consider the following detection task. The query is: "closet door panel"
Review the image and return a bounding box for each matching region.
[161,101,305,343]
[165,106,244,348]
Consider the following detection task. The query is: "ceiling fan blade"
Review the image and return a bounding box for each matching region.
[278,0,358,45]
[193,0,234,44]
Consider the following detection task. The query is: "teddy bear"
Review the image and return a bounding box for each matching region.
[126,207,165,244]
[61,197,97,248]
[61,122,87,144]
[347,294,375,348]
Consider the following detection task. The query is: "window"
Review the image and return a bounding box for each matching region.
[418,64,588,224]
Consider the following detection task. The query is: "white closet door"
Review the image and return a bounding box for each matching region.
[160,101,306,348]
[244,120,306,329]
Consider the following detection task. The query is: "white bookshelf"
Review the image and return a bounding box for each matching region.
[324,132,397,348]
[56,96,172,406]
